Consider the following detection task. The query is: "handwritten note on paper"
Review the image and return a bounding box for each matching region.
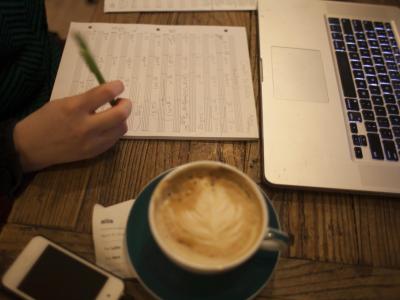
[51,22,258,140]
[92,200,136,278]
[104,0,258,12]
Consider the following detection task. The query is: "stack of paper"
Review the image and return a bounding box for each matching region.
[104,0,258,12]
[51,22,259,140]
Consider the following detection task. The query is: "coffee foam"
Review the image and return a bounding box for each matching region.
[153,168,263,267]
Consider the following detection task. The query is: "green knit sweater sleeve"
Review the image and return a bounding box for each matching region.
[0,0,62,195]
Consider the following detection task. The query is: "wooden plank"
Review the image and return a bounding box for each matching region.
[271,191,400,269]
[1,224,399,300]
[45,0,98,39]
[8,162,92,229]
[261,258,400,300]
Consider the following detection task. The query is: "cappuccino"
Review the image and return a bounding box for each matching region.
[152,166,264,268]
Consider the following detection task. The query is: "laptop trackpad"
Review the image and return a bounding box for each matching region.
[272,47,329,103]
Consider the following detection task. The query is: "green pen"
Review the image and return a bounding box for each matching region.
[74,32,118,106]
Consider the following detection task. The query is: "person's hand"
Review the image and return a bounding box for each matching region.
[13,80,132,172]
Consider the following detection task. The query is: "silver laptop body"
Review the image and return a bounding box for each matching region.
[258,0,400,194]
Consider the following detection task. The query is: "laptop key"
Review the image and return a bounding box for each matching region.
[382,45,392,53]
[395,90,400,100]
[365,121,378,132]
[328,18,340,25]
[395,127,400,137]
[374,56,385,65]
[351,61,362,69]
[390,115,400,126]
[372,96,384,105]
[389,71,400,80]
[330,24,341,32]
[347,44,358,52]
[345,35,355,43]
[358,89,370,99]
[354,147,363,159]
[345,98,359,110]
[362,57,373,65]
[359,135,367,146]
[341,19,353,35]
[371,48,381,56]
[353,70,365,79]
[374,106,387,116]
[360,99,372,109]
[349,52,360,60]
[365,66,376,75]
[369,85,381,95]
[360,49,371,57]
[352,20,363,32]
[383,140,399,161]
[348,111,362,122]
[384,94,396,104]
[381,84,393,94]
[377,117,390,127]
[356,79,367,89]
[334,40,346,51]
[350,122,358,133]
[352,135,360,146]
[336,51,357,97]
[356,32,366,40]
[384,53,395,62]
[374,22,384,29]
[364,122,378,132]
[380,128,393,139]
[396,138,400,148]
[363,21,374,31]
[379,37,390,45]
[376,65,387,74]
[362,110,375,121]
[378,74,390,83]
[366,76,377,84]
[367,31,377,40]
[367,133,384,159]
[387,104,399,115]
[387,62,398,70]
[357,41,368,49]
[332,32,343,40]
[376,29,386,37]
[369,40,379,48]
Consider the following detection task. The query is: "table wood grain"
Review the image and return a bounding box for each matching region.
[1,0,400,299]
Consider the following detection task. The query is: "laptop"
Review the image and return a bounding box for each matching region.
[258,0,400,194]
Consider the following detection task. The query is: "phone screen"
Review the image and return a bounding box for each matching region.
[17,245,108,300]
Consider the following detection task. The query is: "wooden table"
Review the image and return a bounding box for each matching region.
[1,0,400,299]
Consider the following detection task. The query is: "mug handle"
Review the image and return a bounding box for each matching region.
[259,228,290,252]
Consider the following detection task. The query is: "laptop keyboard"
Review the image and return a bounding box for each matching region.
[328,17,400,162]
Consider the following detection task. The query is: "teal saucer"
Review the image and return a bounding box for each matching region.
[126,172,280,300]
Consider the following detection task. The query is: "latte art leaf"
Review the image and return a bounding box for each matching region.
[156,174,263,264]
[174,188,246,247]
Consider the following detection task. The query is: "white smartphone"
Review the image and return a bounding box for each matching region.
[2,236,124,300]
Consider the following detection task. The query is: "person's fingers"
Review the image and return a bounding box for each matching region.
[88,98,132,132]
[76,80,125,112]
[86,123,128,157]
[101,122,128,141]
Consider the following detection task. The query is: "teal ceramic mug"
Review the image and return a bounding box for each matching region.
[148,161,289,274]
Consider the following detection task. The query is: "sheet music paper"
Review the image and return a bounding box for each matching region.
[92,200,137,278]
[51,22,258,140]
[104,0,257,12]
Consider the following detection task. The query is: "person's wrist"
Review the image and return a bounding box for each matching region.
[13,120,46,172]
